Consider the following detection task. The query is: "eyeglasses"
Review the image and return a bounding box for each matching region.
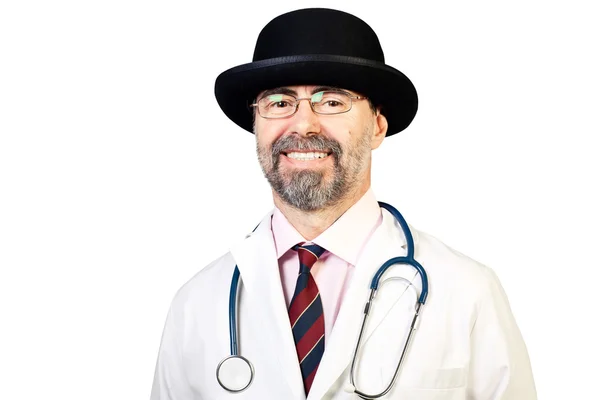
[250,90,368,119]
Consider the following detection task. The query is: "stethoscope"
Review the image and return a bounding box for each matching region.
[216,202,429,399]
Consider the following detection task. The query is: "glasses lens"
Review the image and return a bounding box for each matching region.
[312,91,352,114]
[257,94,297,118]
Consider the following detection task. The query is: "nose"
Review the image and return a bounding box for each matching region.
[290,98,320,136]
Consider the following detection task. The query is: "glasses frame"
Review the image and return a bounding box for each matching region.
[249,90,368,119]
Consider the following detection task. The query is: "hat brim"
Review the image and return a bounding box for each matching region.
[214,55,418,136]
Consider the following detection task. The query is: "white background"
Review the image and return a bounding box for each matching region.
[1,0,598,399]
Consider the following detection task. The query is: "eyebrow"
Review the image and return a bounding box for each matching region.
[258,86,346,99]
[311,86,343,94]
[258,87,297,99]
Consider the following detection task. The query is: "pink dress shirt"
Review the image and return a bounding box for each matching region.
[271,188,383,341]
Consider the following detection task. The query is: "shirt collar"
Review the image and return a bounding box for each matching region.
[271,188,382,265]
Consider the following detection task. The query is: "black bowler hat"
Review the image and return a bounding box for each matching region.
[214,8,418,137]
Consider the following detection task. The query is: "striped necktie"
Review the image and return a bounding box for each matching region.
[288,243,326,395]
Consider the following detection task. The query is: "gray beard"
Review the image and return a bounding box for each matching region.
[257,134,369,211]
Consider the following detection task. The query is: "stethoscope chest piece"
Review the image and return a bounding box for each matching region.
[216,355,254,393]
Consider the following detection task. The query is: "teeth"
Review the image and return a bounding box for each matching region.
[286,152,328,160]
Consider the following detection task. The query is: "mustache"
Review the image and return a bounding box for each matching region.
[270,135,343,162]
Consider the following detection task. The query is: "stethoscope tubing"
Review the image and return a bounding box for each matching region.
[228,267,241,356]
[223,202,429,397]
[376,201,428,303]
[370,256,428,304]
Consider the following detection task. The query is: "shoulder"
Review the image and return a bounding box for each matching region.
[414,228,482,268]
[169,251,236,310]
[412,227,504,298]
[167,210,275,310]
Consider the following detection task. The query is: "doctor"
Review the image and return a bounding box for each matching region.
[150,8,537,400]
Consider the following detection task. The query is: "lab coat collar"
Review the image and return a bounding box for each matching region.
[307,207,416,400]
[230,211,307,399]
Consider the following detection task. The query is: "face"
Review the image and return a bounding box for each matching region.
[255,85,387,211]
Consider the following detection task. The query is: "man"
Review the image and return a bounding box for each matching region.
[151,8,536,400]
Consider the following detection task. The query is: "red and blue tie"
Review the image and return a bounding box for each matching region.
[288,243,326,395]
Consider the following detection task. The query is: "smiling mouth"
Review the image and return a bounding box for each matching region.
[283,151,331,161]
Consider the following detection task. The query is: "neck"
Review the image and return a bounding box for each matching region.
[273,179,371,241]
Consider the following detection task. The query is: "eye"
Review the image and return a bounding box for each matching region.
[260,94,295,110]
[318,92,349,109]
[270,100,293,109]
[323,100,343,108]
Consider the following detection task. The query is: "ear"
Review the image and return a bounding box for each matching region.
[370,111,388,150]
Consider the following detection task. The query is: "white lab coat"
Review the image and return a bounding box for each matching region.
[151,208,536,399]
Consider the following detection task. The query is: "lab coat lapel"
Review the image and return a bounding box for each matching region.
[230,213,305,399]
[308,210,414,400]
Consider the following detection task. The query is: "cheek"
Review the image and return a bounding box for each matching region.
[323,120,363,148]
[322,112,365,136]
[319,119,351,143]
[255,121,286,147]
